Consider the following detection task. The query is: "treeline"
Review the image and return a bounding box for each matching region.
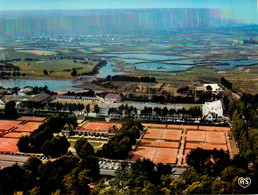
[80,60,107,75]
[48,102,86,112]
[17,114,77,157]
[0,62,20,71]
[229,93,258,164]
[126,92,219,104]
[107,75,156,83]
[0,71,26,78]
[0,137,99,194]
[220,77,233,89]
[97,117,143,159]
[64,90,95,96]
[108,104,202,119]
[94,147,255,194]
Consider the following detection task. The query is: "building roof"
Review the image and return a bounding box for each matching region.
[28,92,52,102]
[105,93,121,100]
[202,100,223,117]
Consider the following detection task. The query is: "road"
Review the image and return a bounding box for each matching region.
[0,154,30,169]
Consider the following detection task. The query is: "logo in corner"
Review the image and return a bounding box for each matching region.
[238,177,251,188]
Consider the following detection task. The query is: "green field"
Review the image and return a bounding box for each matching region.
[69,140,103,148]
[12,59,97,79]
[109,65,258,95]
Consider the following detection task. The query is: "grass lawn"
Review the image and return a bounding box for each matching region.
[69,140,103,148]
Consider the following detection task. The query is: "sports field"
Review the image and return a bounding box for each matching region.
[139,140,180,148]
[81,122,122,132]
[0,120,21,130]
[14,122,42,132]
[0,118,43,153]
[131,146,178,164]
[17,116,46,122]
[131,124,232,166]
[3,132,30,139]
[0,138,19,153]
[143,128,182,141]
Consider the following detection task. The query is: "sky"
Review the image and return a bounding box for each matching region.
[0,0,257,10]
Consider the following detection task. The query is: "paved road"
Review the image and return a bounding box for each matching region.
[0,154,30,169]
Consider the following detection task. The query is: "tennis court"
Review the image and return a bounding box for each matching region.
[131,146,178,164]
[81,122,122,132]
[0,138,19,153]
[0,120,21,130]
[14,122,41,132]
[17,116,46,122]
[3,132,30,139]
[139,139,180,148]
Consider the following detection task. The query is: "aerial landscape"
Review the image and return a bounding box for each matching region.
[0,0,257,194]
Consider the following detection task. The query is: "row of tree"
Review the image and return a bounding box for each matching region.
[97,117,143,159]
[17,114,77,157]
[0,137,99,194]
[108,104,202,119]
[93,147,255,194]
[220,76,233,89]
[0,71,26,78]
[106,75,156,83]
[228,93,257,164]
[126,92,219,104]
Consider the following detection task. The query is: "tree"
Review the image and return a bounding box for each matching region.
[43,70,48,75]
[4,100,18,119]
[17,135,30,152]
[63,167,91,194]
[94,105,99,113]
[23,156,42,177]
[206,85,212,91]
[38,155,80,193]
[71,68,77,77]
[41,136,70,158]
[0,164,28,194]
[162,106,168,117]
[86,104,90,113]
[75,137,94,159]
[211,180,230,194]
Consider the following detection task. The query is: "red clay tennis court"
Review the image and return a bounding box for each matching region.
[142,124,166,128]
[206,132,226,144]
[186,130,226,143]
[81,122,122,132]
[167,124,198,130]
[0,138,19,153]
[143,128,182,141]
[198,126,230,132]
[139,139,180,148]
[0,120,21,130]
[185,143,228,151]
[163,129,182,141]
[3,132,30,139]
[17,116,46,122]
[14,122,41,132]
[131,146,178,164]
[186,130,206,142]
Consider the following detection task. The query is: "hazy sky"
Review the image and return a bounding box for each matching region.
[0,0,256,10]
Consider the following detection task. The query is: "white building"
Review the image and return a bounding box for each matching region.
[202,100,224,121]
[203,84,223,92]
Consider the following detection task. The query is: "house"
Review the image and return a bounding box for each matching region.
[104,93,122,103]
[203,84,223,92]
[202,100,224,121]
[61,123,75,137]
